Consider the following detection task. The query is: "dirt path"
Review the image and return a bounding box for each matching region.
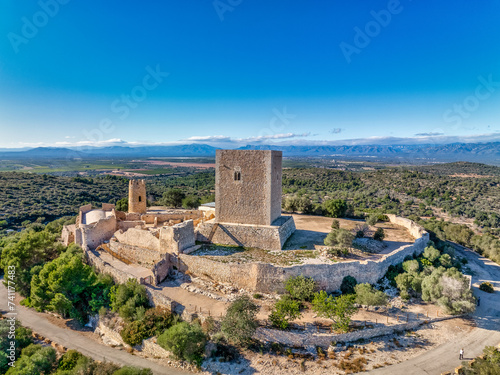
[0,280,188,375]
[367,245,500,375]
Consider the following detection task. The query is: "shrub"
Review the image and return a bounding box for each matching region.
[373,228,385,241]
[6,344,57,375]
[113,366,153,375]
[0,321,33,374]
[354,224,369,239]
[479,282,494,293]
[110,279,150,321]
[57,350,84,371]
[322,199,347,218]
[340,276,358,295]
[157,322,206,365]
[366,215,378,226]
[221,295,258,347]
[269,295,301,330]
[331,219,340,229]
[121,307,177,346]
[439,254,452,268]
[285,275,317,302]
[354,283,388,306]
[324,228,354,248]
[312,292,357,333]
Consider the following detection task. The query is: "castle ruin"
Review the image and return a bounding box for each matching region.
[62,149,296,286]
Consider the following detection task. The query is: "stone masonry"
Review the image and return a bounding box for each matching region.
[129,179,147,214]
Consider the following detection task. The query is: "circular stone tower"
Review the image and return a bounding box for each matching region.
[128,179,147,214]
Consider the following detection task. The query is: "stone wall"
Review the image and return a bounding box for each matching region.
[160,220,195,254]
[76,215,117,250]
[141,211,201,225]
[61,224,75,246]
[254,316,459,348]
[184,216,429,293]
[196,216,295,251]
[85,248,143,284]
[216,150,282,226]
[113,228,160,252]
[109,241,161,267]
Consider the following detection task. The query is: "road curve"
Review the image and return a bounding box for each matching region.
[367,245,500,375]
[0,280,188,375]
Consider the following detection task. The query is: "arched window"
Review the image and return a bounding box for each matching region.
[234,171,241,181]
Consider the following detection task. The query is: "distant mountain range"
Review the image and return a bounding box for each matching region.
[1,142,500,165]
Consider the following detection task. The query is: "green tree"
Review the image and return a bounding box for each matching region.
[269,295,301,330]
[220,295,259,347]
[110,279,150,321]
[285,275,317,302]
[29,245,114,322]
[423,245,441,263]
[322,199,347,218]
[366,214,378,226]
[354,283,388,306]
[182,195,200,209]
[115,197,128,212]
[6,344,57,375]
[113,367,153,375]
[157,322,207,365]
[160,189,186,208]
[0,228,64,296]
[0,321,33,374]
[402,259,420,273]
[324,229,354,249]
[340,275,357,295]
[331,219,340,229]
[120,307,178,346]
[373,227,385,241]
[312,292,357,332]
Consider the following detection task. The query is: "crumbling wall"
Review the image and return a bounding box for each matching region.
[141,211,201,225]
[77,215,117,250]
[185,216,429,293]
[113,228,160,252]
[109,241,161,267]
[160,220,195,254]
[61,224,75,246]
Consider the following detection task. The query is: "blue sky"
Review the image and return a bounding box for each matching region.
[1,0,500,148]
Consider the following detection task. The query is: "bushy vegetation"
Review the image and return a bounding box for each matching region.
[0,320,33,374]
[220,295,259,347]
[340,276,357,295]
[269,295,301,330]
[391,244,476,314]
[120,307,179,346]
[284,275,317,302]
[110,279,150,321]
[5,344,57,375]
[461,345,500,375]
[5,344,151,375]
[29,245,114,322]
[479,282,495,293]
[0,173,128,230]
[311,292,357,332]
[157,322,207,365]
[0,217,72,296]
[354,283,388,306]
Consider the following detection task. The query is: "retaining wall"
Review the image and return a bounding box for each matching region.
[183,215,429,293]
[113,228,160,252]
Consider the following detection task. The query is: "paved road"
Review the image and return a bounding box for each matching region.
[0,280,188,375]
[368,245,500,375]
